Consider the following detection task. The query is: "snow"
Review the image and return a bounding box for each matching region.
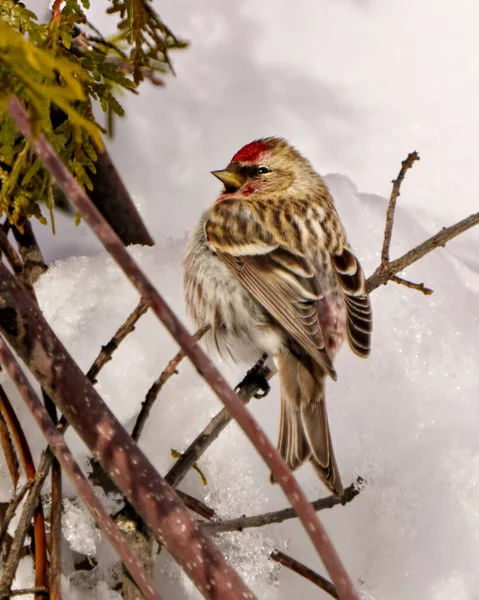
[4,0,479,598]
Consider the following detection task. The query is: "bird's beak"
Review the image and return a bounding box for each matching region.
[211,169,244,192]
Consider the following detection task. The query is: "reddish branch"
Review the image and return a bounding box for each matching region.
[0,386,47,598]
[0,337,165,600]
[8,96,362,600]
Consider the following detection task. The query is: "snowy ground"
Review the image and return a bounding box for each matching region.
[6,1,479,598]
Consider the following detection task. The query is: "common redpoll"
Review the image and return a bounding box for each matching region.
[183,137,372,497]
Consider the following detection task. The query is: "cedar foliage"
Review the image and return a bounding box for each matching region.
[0,0,186,230]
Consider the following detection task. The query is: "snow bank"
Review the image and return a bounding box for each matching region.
[3,173,478,599]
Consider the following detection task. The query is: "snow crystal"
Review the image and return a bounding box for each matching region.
[62,497,102,556]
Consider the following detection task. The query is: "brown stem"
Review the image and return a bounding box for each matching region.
[9,96,361,600]
[132,325,210,442]
[43,392,61,600]
[0,264,257,600]
[271,550,338,599]
[8,589,49,598]
[0,386,48,598]
[391,276,433,295]
[86,298,150,384]
[381,151,420,264]
[204,479,360,535]
[11,221,47,285]
[0,452,50,600]
[0,479,32,549]
[0,337,165,600]
[177,490,215,521]
[367,210,479,293]
[0,405,19,489]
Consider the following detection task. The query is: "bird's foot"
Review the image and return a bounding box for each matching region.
[235,354,271,399]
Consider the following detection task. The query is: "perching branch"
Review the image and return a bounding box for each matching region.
[132,325,210,442]
[204,480,360,536]
[8,95,361,600]
[0,336,165,600]
[271,550,338,599]
[166,362,273,489]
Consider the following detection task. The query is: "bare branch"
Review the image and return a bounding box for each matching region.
[177,490,215,521]
[8,589,49,598]
[0,405,19,489]
[391,276,433,295]
[0,385,47,597]
[0,336,165,600]
[87,298,150,384]
[381,151,420,264]
[11,221,47,285]
[0,480,32,549]
[367,210,479,293]
[9,96,361,600]
[204,480,360,535]
[132,325,210,442]
[166,362,273,489]
[271,550,338,599]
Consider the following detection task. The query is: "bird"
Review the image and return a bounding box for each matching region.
[183,137,372,497]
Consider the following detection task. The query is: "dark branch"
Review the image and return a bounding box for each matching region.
[381,151,420,264]
[271,550,338,599]
[87,298,150,384]
[132,325,210,442]
[204,480,360,535]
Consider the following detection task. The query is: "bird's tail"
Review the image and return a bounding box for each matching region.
[272,351,344,498]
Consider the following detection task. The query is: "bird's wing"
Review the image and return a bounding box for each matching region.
[331,247,372,357]
[205,199,337,379]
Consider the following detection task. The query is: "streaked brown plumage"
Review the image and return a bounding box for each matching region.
[183,137,372,497]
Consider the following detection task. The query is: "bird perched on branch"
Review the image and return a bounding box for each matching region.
[183,137,372,497]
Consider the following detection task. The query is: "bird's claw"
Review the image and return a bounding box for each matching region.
[235,355,271,399]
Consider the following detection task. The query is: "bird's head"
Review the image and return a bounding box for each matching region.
[212,137,319,200]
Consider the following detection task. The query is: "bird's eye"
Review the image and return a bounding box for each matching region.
[257,166,271,174]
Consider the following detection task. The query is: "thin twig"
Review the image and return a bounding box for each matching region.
[204,480,360,535]
[0,451,50,600]
[0,336,165,600]
[86,298,150,384]
[9,95,361,600]
[271,550,338,599]
[367,210,479,293]
[132,325,210,442]
[177,490,215,521]
[165,363,274,489]
[0,227,23,275]
[391,276,433,295]
[381,151,420,264]
[9,589,49,598]
[0,385,47,598]
[0,406,19,489]
[43,392,61,600]
[0,479,32,549]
